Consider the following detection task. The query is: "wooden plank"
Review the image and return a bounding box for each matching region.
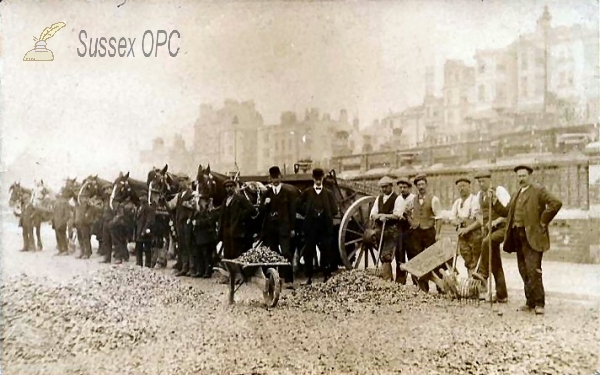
[400,237,455,278]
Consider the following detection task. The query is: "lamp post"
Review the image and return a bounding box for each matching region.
[539,6,552,115]
[232,116,239,171]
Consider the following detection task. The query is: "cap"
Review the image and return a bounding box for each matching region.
[413,174,428,185]
[223,179,236,187]
[396,178,412,187]
[269,166,282,178]
[455,177,471,185]
[514,165,533,174]
[474,170,492,179]
[378,176,395,186]
[312,168,325,179]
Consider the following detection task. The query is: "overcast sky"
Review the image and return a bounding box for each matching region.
[1,0,597,190]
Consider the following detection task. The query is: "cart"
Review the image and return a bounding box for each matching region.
[221,259,290,307]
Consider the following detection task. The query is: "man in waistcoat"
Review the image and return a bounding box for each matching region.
[450,177,481,277]
[219,178,254,260]
[300,168,338,284]
[369,176,405,281]
[260,166,297,289]
[492,165,562,315]
[394,178,415,284]
[406,174,442,292]
[473,170,510,302]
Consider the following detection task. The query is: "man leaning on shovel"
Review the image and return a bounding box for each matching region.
[369,176,405,281]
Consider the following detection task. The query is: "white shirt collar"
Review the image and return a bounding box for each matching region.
[520,185,530,192]
[272,184,281,194]
[314,185,323,194]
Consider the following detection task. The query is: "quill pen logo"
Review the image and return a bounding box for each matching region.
[23,22,66,61]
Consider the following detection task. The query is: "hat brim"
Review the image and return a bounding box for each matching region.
[396,180,411,186]
[513,165,533,173]
[455,179,471,185]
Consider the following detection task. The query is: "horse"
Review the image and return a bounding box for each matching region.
[146,164,190,267]
[9,182,30,211]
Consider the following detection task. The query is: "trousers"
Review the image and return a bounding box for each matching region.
[513,227,545,307]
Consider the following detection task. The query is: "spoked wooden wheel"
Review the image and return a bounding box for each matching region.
[262,268,282,307]
[338,196,379,270]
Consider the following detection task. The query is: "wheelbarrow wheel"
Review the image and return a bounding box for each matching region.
[263,268,282,308]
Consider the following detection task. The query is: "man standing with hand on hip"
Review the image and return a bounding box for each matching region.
[493,165,562,315]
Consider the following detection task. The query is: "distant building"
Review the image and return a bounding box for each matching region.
[192,100,263,174]
[256,108,355,173]
[139,136,194,177]
[443,60,476,140]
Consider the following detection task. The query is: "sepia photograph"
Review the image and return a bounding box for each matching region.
[1,0,599,374]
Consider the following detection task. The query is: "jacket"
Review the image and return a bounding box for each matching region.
[260,183,297,236]
[52,198,72,229]
[299,186,338,233]
[135,202,156,242]
[219,193,254,240]
[193,207,219,245]
[493,183,562,253]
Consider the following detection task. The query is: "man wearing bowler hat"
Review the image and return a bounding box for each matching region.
[450,176,481,277]
[299,168,338,284]
[260,166,297,288]
[394,177,415,284]
[472,169,510,302]
[369,176,405,281]
[492,165,562,315]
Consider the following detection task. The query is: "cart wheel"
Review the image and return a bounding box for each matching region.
[263,268,282,308]
[338,196,378,270]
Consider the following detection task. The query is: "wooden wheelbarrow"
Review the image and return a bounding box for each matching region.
[221,259,290,307]
[399,237,455,293]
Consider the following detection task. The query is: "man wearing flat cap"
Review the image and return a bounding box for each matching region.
[219,178,254,262]
[299,168,338,284]
[472,169,511,302]
[369,176,406,281]
[450,177,481,277]
[492,165,562,315]
[260,166,297,288]
[394,178,415,284]
[405,174,443,292]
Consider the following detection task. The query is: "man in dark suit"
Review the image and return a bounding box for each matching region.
[299,168,338,284]
[174,178,195,276]
[219,178,254,260]
[192,194,219,278]
[134,197,156,267]
[493,165,562,315]
[260,166,297,288]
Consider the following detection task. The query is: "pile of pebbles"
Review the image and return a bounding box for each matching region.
[281,270,445,312]
[1,265,209,364]
[234,245,289,264]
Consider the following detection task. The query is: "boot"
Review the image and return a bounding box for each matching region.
[381,262,393,281]
[395,264,406,284]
